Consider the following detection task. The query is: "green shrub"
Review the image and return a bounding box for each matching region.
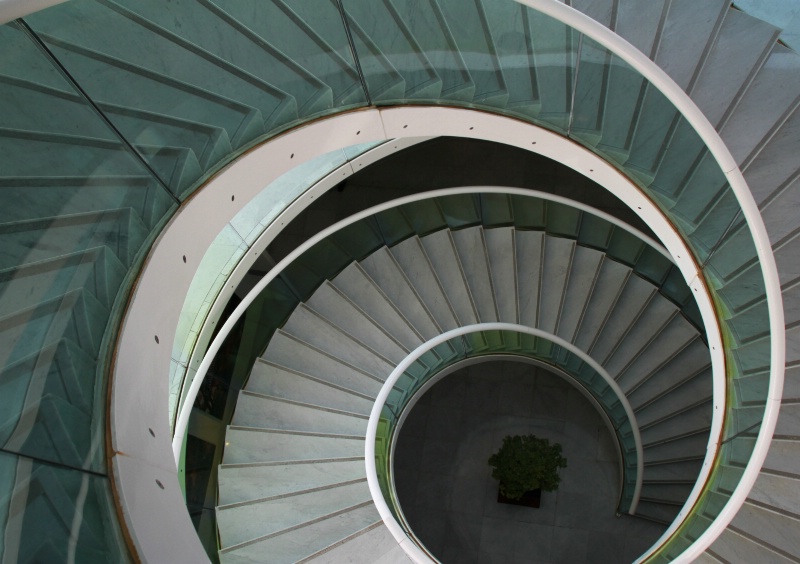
[488,434,568,500]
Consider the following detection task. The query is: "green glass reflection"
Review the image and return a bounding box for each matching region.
[0,21,175,472]
[0,451,131,563]
[25,0,367,199]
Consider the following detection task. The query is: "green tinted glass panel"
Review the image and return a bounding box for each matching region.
[0,451,131,563]
[26,0,367,199]
[0,22,174,472]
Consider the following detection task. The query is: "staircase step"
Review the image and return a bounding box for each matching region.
[639,482,695,506]
[218,459,366,507]
[0,73,115,136]
[594,0,665,159]
[634,367,712,426]
[231,391,368,436]
[333,16,406,100]
[451,227,498,323]
[305,522,411,564]
[615,316,702,395]
[655,0,729,91]
[389,236,458,332]
[643,432,709,465]
[627,338,712,405]
[556,246,604,343]
[762,438,800,475]
[359,247,442,340]
[721,44,800,167]
[484,227,518,324]
[640,399,712,445]
[709,527,797,564]
[223,427,365,465]
[538,236,574,334]
[217,480,372,549]
[0,128,151,179]
[247,360,373,417]
[573,258,631,351]
[136,143,203,197]
[635,499,680,525]
[748,471,800,517]
[603,297,678,379]
[219,505,381,564]
[589,274,655,362]
[99,101,234,170]
[689,8,780,128]
[282,306,395,380]
[262,332,383,398]
[306,282,408,364]
[331,262,425,352]
[420,230,479,326]
[515,230,544,329]
[730,500,800,559]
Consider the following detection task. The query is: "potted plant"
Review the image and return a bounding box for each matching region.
[488,434,567,507]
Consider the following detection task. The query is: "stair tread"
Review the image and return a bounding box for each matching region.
[390,236,458,332]
[420,229,478,326]
[556,246,604,343]
[282,306,395,380]
[232,391,368,436]
[515,230,544,329]
[331,262,425,352]
[690,8,780,128]
[247,360,373,416]
[484,227,518,324]
[360,246,443,339]
[451,226,498,323]
[710,526,798,564]
[262,332,383,398]
[538,236,574,334]
[218,459,366,507]
[223,426,365,465]
[219,505,381,564]
[305,522,413,564]
[217,480,372,549]
[306,282,408,364]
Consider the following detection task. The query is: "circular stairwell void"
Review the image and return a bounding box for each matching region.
[212,183,714,561]
[393,360,666,563]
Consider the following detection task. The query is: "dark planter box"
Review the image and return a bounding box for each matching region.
[497,488,542,508]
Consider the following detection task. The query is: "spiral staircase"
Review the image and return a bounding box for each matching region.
[0,0,797,562]
[216,197,715,561]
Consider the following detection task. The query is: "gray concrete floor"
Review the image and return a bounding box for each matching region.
[393,361,666,563]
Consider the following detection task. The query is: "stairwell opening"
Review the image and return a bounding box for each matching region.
[393,360,666,563]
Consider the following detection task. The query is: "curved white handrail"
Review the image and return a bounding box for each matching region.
[172,187,679,462]
[363,322,645,563]
[511,2,785,559]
